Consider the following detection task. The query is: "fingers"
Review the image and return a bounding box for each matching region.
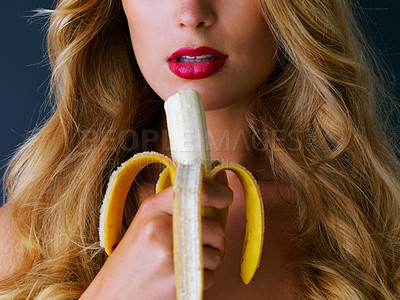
[138,202,226,254]
[138,186,174,216]
[203,246,222,271]
[202,218,225,283]
[135,173,230,291]
[201,178,233,209]
[203,270,216,290]
[139,178,233,217]
[202,218,226,255]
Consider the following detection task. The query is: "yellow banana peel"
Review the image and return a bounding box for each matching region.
[99,89,264,299]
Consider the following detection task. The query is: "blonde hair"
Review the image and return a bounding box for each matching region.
[1,0,399,299]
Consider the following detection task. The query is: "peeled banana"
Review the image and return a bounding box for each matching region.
[99,89,264,300]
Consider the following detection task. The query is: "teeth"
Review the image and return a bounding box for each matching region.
[177,55,221,63]
[181,55,213,59]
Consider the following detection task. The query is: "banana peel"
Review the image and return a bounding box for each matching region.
[99,89,264,299]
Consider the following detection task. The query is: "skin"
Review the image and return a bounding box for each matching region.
[1,0,299,299]
[82,0,298,297]
[80,175,233,299]
[123,0,277,112]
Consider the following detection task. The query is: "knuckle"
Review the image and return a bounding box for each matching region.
[202,180,233,208]
[225,186,234,204]
[142,217,172,244]
[213,219,225,237]
[207,249,222,267]
[203,218,226,241]
[203,270,216,290]
[214,250,222,265]
[139,197,157,215]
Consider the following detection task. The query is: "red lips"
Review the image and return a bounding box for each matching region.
[168,46,228,80]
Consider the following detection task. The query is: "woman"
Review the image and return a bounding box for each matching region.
[1,0,399,299]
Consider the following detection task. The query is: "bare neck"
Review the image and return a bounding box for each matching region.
[206,102,253,165]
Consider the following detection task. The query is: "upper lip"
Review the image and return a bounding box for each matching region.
[168,46,227,61]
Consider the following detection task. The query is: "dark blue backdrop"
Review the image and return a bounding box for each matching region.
[1,1,400,202]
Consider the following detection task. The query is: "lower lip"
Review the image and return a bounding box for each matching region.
[168,57,228,80]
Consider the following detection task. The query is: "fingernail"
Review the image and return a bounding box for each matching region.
[215,170,228,184]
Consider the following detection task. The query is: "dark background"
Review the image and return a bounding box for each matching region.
[1,1,400,201]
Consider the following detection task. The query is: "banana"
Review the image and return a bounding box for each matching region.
[99,89,264,299]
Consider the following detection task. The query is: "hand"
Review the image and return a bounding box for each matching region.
[80,175,232,300]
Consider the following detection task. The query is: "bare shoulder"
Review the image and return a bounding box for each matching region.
[0,204,23,277]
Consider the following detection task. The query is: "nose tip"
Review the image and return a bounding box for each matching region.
[174,1,216,29]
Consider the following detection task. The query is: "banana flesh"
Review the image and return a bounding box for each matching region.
[99,89,264,299]
[173,163,203,299]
